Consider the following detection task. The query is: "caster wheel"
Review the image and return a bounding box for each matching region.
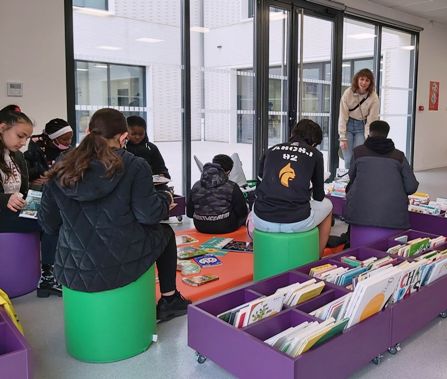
[177,216,183,222]
[388,347,397,355]
[439,311,447,319]
[197,354,207,364]
[372,354,384,365]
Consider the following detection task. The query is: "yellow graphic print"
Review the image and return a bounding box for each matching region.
[279,163,296,187]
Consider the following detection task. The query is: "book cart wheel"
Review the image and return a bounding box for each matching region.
[372,354,384,365]
[387,343,401,355]
[177,216,183,222]
[196,351,207,364]
[439,311,447,319]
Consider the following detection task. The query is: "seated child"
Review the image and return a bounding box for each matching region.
[344,120,419,229]
[126,116,170,179]
[253,119,333,256]
[24,118,73,188]
[187,154,248,234]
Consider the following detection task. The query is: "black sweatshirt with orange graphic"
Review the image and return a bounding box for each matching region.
[254,140,325,223]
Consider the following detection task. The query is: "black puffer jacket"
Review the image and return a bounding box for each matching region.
[187,163,248,234]
[344,137,419,229]
[38,149,171,292]
[24,137,65,181]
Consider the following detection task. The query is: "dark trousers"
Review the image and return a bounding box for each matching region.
[0,210,58,266]
[156,224,177,293]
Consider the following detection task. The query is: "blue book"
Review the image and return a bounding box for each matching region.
[193,254,223,267]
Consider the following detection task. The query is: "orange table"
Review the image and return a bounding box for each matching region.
[156,227,253,302]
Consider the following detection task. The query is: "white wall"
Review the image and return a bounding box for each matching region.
[0,0,67,133]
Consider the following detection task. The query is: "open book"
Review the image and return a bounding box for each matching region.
[19,190,42,220]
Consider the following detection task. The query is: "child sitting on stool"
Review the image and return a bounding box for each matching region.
[187,154,248,234]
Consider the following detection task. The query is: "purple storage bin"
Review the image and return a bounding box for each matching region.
[409,212,447,236]
[0,233,40,298]
[0,309,32,379]
[350,225,404,248]
[390,274,447,346]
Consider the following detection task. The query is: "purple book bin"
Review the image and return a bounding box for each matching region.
[0,233,40,298]
[0,308,32,379]
[350,225,403,248]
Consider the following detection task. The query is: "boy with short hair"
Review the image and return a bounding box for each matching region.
[344,120,419,229]
[187,154,248,234]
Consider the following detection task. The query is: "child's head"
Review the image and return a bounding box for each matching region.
[45,118,73,150]
[352,69,375,95]
[126,116,147,145]
[0,110,33,152]
[369,120,390,138]
[212,154,234,174]
[1,104,21,113]
[290,119,322,147]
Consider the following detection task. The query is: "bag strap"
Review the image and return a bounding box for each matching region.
[348,93,369,112]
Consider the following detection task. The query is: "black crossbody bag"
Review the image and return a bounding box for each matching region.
[348,93,369,112]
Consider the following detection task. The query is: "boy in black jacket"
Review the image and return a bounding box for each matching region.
[253,119,333,256]
[187,154,248,234]
[344,120,419,229]
[126,116,170,179]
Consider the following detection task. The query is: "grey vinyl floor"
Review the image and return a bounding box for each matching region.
[13,167,447,379]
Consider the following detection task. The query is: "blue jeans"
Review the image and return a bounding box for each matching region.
[343,118,365,169]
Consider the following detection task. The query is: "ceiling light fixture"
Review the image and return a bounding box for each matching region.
[96,45,122,51]
[136,37,163,43]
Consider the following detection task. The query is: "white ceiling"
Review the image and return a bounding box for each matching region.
[367,0,447,25]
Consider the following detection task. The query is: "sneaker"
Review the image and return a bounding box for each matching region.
[37,265,62,298]
[157,290,191,322]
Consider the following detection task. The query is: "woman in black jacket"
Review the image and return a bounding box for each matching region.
[38,108,190,322]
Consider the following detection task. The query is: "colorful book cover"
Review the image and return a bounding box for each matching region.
[312,318,349,348]
[222,240,253,252]
[200,237,233,249]
[247,293,284,325]
[19,190,42,219]
[193,254,222,267]
[175,234,199,245]
[177,246,204,259]
[182,274,219,287]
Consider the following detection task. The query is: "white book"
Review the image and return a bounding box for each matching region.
[286,281,325,307]
[425,257,447,285]
[275,279,316,305]
[346,266,399,328]
[288,319,335,357]
[272,322,311,351]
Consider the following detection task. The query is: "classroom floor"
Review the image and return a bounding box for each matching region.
[13,167,447,379]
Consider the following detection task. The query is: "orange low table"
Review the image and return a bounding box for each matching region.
[156,227,253,303]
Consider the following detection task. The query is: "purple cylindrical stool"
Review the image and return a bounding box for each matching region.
[0,233,40,298]
[350,225,403,248]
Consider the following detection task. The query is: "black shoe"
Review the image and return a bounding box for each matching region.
[157,290,191,322]
[37,265,62,298]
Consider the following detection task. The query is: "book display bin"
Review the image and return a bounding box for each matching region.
[188,229,447,379]
[0,309,31,379]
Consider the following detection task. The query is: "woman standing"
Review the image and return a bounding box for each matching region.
[338,68,380,169]
[39,108,190,321]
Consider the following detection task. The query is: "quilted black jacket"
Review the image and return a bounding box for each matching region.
[38,149,171,292]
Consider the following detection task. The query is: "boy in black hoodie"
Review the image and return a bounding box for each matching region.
[126,116,170,179]
[344,120,419,229]
[187,154,248,234]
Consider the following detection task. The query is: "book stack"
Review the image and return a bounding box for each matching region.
[408,203,442,215]
[264,317,349,357]
[386,237,436,257]
[217,279,325,328]
[408,192,430,206]
[415,249,447,286]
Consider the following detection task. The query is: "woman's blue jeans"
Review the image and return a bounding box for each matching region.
[343,118,365,169]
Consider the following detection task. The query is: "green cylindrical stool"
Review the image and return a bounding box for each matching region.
[63,265,156,363]
[253,228,319,281]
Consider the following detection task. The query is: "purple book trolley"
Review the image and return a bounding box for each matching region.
[188,229,447,378]
[0,309,32,379]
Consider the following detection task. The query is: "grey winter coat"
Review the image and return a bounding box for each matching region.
[38,149,171,292]
[343,137,419,229]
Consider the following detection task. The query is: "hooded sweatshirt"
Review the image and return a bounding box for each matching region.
[187,163,248,234]
[38,149,172,292]
[344,137,419,229]
[126,136,170,178]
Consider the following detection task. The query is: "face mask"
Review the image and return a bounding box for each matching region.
[53,141,71,150]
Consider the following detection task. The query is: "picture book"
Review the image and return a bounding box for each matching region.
[177,246,205,259]
[193,254,222,267]
[19,190,42,219]
[222,240,253,253]
[345,266,399,328]
[152,175,170,185]
[310,293,352,321]
[312,318,349,348]
[293,318,339,356]
[391,261,425,303]
[200,237,233,249]
[275,279,317,303]
[286,281,325,307]
[246,293,284,325]
[176,260,201,275]
[267,322,310,349]
[176,234,199,245]
[425,254,447,285]
[182,274,219,286]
